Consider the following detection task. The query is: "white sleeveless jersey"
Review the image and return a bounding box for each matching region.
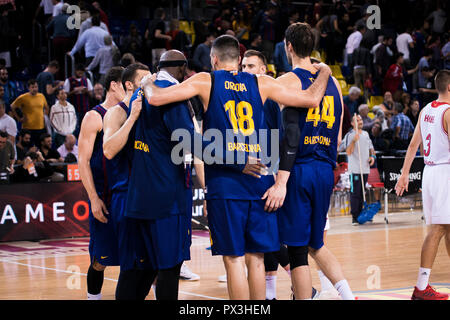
[420,101,450,165]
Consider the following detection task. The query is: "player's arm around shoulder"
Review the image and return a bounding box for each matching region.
[103,104,131,160]
[258,64,331,109]
[142,72,211,110]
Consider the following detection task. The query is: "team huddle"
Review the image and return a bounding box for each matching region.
[78,22,450,301]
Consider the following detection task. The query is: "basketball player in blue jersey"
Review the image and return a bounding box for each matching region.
[263,23,354,300]
[78,67,126,300]
[141,35,332,300]
[125,50,211,300]
[241,49,290,300]
[102,63,154,300]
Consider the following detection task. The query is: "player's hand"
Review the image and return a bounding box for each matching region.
[395,173,409,196]
[242,156,268,178]
[129,96,142,121]
[262,182,287,212]
[91,196,109,223]
[312,62,331,75]
[140,72,155,88]
[369,156,375,166]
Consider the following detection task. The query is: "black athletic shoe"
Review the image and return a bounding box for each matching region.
[290,287,319,300]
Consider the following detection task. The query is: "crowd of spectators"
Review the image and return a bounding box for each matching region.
[0,0,448,184]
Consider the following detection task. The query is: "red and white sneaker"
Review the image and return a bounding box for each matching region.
[411,285,449,300]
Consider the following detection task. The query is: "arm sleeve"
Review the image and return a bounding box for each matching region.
[278,107,300,172]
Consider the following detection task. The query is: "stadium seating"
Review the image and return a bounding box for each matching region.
[368,95,384,110]
[330,65,344,80]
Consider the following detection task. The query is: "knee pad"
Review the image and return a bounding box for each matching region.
[288,245,309,270]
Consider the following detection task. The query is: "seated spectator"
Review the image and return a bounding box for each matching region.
[16,129,37,165]
[379,91,395,119]
[406,99,420,128]
[11,150,62,183]
[50,88,77,148]
[0,130,15,174]
[57,134,78,161]
[90,82,105,106]
[390,103,414,150]
[369,120,390,152]
[372,106,389,131]
[119,53,136,68]
[0,99,17,144]
[87,35,121,85]
[11,79,49,146]
[358,104,374,131]
[248,33,263,52]
[343,86,364,115]
[400,92,411,114]
[39,133,64,163]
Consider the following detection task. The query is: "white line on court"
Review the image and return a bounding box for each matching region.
[0,259,225,300]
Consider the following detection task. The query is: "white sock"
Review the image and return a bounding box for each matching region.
[334,280,354,300]
[317,270,334,292]
[265,275,277,300]
[87,293,102,300]
[416,267,431,291]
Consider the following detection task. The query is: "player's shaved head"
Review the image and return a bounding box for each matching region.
[158,50,187,82]
[160,50,186,62]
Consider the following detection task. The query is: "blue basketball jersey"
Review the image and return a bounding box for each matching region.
[290,68,342,168]
[264,99,281,130]
[203,70,274,200]
[90,105,110,202]
[126,81,194,220]
[104,102,132,192]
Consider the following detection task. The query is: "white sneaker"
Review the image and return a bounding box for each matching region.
[318,289,341,300]
[179,263,200,281]
[87,293,102,300]
[218,274,227,282]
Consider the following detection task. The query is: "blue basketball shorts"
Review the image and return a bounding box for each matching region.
[207,199,280,256]
[277,160,334,250]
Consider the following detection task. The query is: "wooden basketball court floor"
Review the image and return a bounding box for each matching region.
[0,211,449,300]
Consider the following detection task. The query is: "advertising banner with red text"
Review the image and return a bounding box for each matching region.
[0,182,89,242]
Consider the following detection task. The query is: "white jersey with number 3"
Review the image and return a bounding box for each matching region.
[420,101,450,166]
